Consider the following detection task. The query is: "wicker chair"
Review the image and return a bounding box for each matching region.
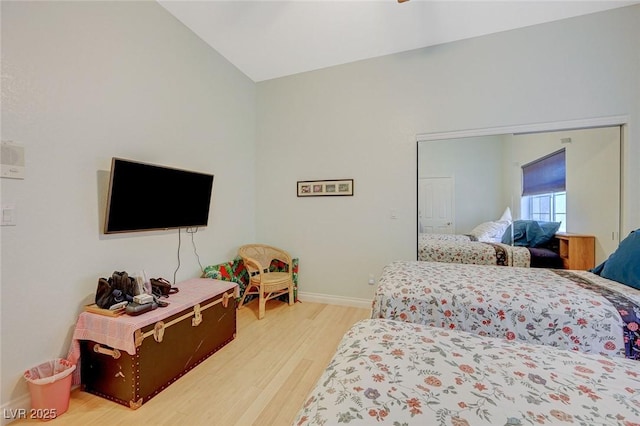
[237,244,294,319]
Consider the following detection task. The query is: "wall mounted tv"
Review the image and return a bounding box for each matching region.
[104,158,214,234]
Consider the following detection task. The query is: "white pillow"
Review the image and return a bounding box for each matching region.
[470,220,511,242]
[499,207,512,223]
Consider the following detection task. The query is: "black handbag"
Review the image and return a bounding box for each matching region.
[94,271,140,309]
[94,278,115,309]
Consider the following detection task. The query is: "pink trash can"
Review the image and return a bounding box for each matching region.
[24,358,76,421]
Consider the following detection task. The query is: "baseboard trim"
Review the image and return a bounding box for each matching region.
[297,291,372,310]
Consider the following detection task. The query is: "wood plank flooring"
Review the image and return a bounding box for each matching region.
[11,300,370,425]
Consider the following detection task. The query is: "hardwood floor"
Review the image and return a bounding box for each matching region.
[11,301,370,425]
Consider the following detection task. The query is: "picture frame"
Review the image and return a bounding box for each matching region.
[297,179,354,197]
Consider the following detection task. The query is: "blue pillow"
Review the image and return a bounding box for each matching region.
[531,221,562,247]
[501,225,511,244]
[501,220,561,247]
[591,229,640,290]
[501,220,534,245]
[514,220,541,246]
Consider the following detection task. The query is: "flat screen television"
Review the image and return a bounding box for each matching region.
[104,157,214,234]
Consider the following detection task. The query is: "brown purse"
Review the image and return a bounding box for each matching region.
[151,278,179,298]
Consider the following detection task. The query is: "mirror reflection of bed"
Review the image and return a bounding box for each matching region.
[417,125,621,268]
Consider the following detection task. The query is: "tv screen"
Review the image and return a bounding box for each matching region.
[104,158,214,234]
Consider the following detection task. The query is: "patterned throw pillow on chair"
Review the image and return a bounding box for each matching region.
[203,256,299,303]
[203,258,250,300]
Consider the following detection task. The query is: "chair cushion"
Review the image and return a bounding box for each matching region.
[250,272,293,292]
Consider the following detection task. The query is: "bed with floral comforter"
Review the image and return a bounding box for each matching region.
[419,233,532,266]
[293,319,640,426]
[372,261,640,360]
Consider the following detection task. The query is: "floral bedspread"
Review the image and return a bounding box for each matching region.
[293,319,640,426]
[419,233,473,243]
[418,234,530,267]
[371,261,640,359]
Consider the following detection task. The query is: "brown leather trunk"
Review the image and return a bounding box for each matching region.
[80,289,236,409]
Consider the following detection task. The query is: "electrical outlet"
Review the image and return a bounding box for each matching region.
[368,274,375,285]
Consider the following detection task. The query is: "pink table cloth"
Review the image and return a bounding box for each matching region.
[68,278,238,383]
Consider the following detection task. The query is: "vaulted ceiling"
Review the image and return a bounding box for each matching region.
[158,1,637,82]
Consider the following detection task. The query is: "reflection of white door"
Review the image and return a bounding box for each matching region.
[419,177,454,234]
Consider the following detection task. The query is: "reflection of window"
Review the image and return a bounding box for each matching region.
[527,192,566,232]
[521,149,567,231]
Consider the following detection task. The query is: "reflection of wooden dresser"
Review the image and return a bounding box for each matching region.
[554,232,595,270]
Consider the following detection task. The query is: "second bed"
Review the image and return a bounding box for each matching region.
[418,233,563,268]
[371,260,640,360]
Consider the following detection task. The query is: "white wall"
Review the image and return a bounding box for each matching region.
[255,5,640,302]
[2,0,639,414]
[418,136,506,233]
[1,1,255,407]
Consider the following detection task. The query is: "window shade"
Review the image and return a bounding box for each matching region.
[522,148,566,196]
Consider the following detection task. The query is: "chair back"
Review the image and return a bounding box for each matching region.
[238,244,292,275]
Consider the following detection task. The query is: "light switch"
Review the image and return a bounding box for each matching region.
[1,141,26,179]
[1,205,16,226]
